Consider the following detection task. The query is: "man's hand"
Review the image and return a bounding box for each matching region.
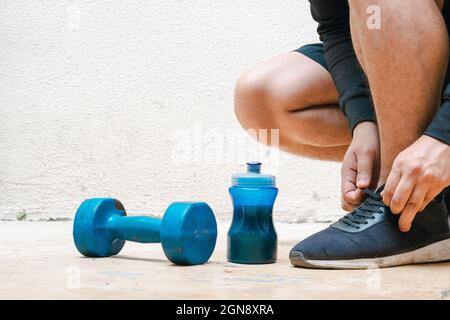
[382,135,450,232]
[341,121,380,211]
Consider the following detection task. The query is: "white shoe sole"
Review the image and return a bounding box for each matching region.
[290,238,450,269]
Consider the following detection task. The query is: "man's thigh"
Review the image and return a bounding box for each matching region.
[260,44,339,113]
[237,44,341,116]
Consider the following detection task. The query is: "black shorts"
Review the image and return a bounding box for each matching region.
[294,43,328,70]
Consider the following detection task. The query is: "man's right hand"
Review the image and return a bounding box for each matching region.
[341,121,380,211]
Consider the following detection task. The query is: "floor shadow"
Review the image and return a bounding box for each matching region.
[109,255,168,264]
[110,255,234,267]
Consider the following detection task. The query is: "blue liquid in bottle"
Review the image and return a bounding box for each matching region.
[227,162,278,264]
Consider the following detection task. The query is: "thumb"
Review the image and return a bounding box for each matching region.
[356,152,373,189]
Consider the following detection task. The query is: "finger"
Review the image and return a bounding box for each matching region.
[398,186,427,232]
[344,188,366,205]
[341,154,358,201]
[341,198,357,212]
[356,153,373,189]
[418,187,441,212]
[389,176,415,214]
[382,168,401,208]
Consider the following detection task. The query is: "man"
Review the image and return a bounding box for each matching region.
[234,0,450,268]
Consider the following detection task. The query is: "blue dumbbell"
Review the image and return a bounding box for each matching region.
[73,198,217,265]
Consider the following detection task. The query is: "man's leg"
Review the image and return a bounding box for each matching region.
[290,0,450,269]
[348,0,449,185]
[234,52,351,161]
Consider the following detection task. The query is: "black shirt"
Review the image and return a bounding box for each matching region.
[309,0,450,145]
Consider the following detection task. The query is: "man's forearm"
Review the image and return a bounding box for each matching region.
[425,84,450,145]
[309,0,376,132]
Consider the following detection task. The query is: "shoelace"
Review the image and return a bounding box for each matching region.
[339,189,384,229]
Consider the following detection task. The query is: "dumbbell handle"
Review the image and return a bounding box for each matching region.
[104,215,162,243]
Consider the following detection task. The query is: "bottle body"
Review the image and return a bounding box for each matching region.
[227,185,278,264]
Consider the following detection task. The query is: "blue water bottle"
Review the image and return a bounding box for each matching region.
[227,162,278,264]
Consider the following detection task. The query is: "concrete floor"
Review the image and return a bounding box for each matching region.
[0,221,449,300]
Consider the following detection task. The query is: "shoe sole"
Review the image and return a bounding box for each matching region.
[289,238,450,269]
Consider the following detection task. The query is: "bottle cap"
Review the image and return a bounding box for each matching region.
[231,162,276,187]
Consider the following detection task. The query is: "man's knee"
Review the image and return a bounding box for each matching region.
[234,70,275,130]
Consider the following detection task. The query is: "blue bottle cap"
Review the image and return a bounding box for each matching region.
[231,162,276,187]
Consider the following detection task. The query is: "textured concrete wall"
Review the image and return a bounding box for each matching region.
[0,0,344,222]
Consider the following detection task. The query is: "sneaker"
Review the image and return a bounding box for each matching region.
[289,187,450,269]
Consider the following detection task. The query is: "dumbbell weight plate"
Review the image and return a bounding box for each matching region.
[161,202,218,265]
[73,198,126,257]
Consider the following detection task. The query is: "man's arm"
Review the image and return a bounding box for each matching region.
[424,84,450,144]
[309,1,380,210]
[310,1,376,132]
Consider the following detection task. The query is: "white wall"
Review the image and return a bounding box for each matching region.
[0,0,344,222]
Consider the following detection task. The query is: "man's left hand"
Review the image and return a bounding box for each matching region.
[382,135,450,232]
